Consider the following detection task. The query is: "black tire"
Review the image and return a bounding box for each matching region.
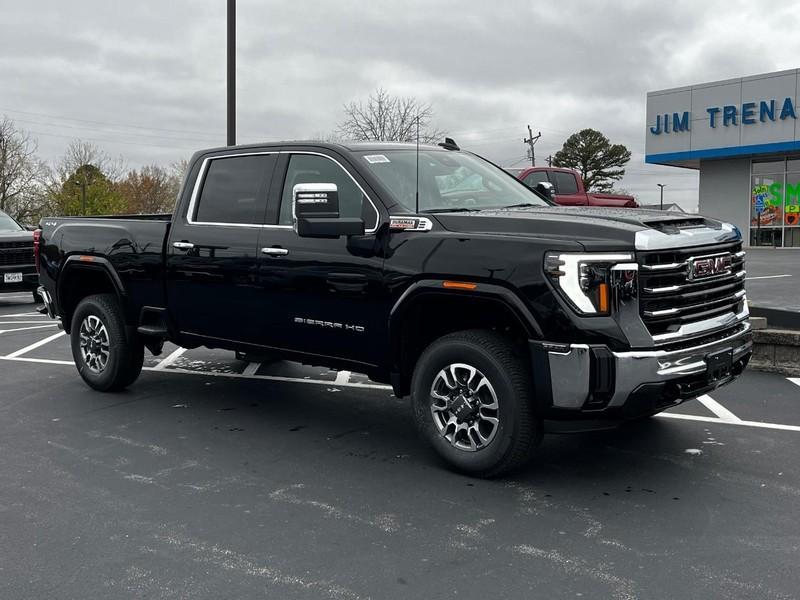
[32,290,43,304]
[411,329,541,478]
[70,294,144,392]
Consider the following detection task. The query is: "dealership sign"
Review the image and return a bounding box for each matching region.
[649,96,798,135]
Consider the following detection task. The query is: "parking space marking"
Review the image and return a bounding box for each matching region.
[658,412,800,432]
[242,361,261,376]
[151,347,187,370]
[0,313,47,318]
[4,331,65,358]
[0,356,73,366]
[696,394,742,422]
[788,378,800,389]
[0,324,58,334]
[334,370,352,385]
[746,274,792,280]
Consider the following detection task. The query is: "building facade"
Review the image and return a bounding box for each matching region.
[646,69,800,247]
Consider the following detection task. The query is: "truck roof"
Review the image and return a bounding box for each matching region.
[193,140,446,157]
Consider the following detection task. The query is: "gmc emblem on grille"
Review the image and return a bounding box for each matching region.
[689,254,732,280]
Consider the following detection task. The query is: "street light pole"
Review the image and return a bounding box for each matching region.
[73,180,87,215]
[657,183,666,210]
[227,0,236,146]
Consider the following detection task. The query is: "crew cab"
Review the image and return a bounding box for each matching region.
[0,209,39,302]
[36,141,751,477]
[507,166,638,208]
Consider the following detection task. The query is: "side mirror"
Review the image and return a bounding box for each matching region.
[534,181,556,201]
[293,183,365,238]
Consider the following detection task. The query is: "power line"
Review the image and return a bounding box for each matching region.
[0,106,224,138]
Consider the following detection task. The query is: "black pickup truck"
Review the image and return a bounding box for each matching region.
[36,141,752,476]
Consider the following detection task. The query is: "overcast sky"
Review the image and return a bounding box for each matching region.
[2,0,799,209]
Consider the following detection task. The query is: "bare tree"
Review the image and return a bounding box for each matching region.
[0,117,48,221]
[53,139,125,184]
[336,88,445,144]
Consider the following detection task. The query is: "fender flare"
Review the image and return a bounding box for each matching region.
[57,255,127,327]
[388,279,543,374]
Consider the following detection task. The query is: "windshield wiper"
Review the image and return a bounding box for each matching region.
[499,202,542,209]
[419,207,483,213]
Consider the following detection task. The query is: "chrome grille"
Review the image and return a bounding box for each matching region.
[0,241,34,266]
[637,241,745,338]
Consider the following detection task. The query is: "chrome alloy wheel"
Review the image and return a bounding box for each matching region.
[78,315,110,374]
[429,363,500,452]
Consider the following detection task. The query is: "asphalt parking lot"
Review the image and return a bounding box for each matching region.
[1,294,800,599]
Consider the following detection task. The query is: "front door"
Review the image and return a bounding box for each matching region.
[256,151,387,368]
[166,152,278,344]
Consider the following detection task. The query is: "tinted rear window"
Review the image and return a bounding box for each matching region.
[552,171,579,194]
[195,155,276,224]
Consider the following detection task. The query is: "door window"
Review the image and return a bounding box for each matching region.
[523,171,549,187]
[279,154,376,229]
[551,171,579,195]
[193,154,276,225]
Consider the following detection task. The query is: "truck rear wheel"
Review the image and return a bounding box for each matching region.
[411,330,541,478]
[70,294,144,392]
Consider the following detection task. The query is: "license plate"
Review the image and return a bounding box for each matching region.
[3,273,22,284]
[706,349,733,383]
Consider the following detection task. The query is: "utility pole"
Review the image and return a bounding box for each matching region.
[657,183,666,210]
[524,125,541,166]
[227,0,236,146]
[546,155,553,167]
[74,180,87,215]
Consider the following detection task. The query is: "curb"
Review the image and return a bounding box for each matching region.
[751,327,800,377]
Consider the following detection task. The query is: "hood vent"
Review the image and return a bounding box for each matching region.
[643,217,712,235]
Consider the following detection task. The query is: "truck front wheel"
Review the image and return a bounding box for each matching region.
[70,294,144,392]
[411,330,541,477]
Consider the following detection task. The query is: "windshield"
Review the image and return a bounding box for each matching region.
[0,211,22,232]
[359,150,550,213]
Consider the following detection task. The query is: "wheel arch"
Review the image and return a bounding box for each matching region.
[388,280,543,397]
[57,256,127,334]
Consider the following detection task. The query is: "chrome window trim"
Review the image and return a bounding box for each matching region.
[186,151,280,229]
[185,150,383,233]
[279,151,382,234]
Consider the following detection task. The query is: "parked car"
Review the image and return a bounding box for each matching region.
[0,209,39,302]
[37,141,750,476]
[507,166,638,207]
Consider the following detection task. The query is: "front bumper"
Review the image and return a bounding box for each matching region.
[0,265,37,293]
[532,323,753,421]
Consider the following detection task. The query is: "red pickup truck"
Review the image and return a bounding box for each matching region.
[507,166,638,208]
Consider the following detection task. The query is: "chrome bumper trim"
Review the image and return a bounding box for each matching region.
[545,323,752,410]
[37,285,56,319]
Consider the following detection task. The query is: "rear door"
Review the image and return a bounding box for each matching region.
[165,152,278,344]
[255,150,387,367]
[550,170,587,205]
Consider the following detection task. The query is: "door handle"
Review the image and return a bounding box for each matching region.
[261,247,289,256]
[173,241,195,250]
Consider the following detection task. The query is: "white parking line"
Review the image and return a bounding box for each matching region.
[696,394,742,422]
[0,313,47,318]
[4,331,65,358]
[242,362,261,376]
[334,370,352,385]
[0,324,58,334]
[658,412,800,432]
[788,378,800,389]
[746,274,792,280]
[151,347,187,370]
[0,349,798,433]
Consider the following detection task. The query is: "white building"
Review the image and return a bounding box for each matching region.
[646,69,800,247]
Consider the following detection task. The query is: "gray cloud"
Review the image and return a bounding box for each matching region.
[1,0,799,208]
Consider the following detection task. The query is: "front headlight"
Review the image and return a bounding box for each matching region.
[544,252,637,315]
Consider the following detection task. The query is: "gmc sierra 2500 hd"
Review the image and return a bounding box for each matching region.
[36,140,752,476]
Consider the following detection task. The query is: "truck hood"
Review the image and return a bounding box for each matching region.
[433,206,738,252]
[0,230,33,244]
